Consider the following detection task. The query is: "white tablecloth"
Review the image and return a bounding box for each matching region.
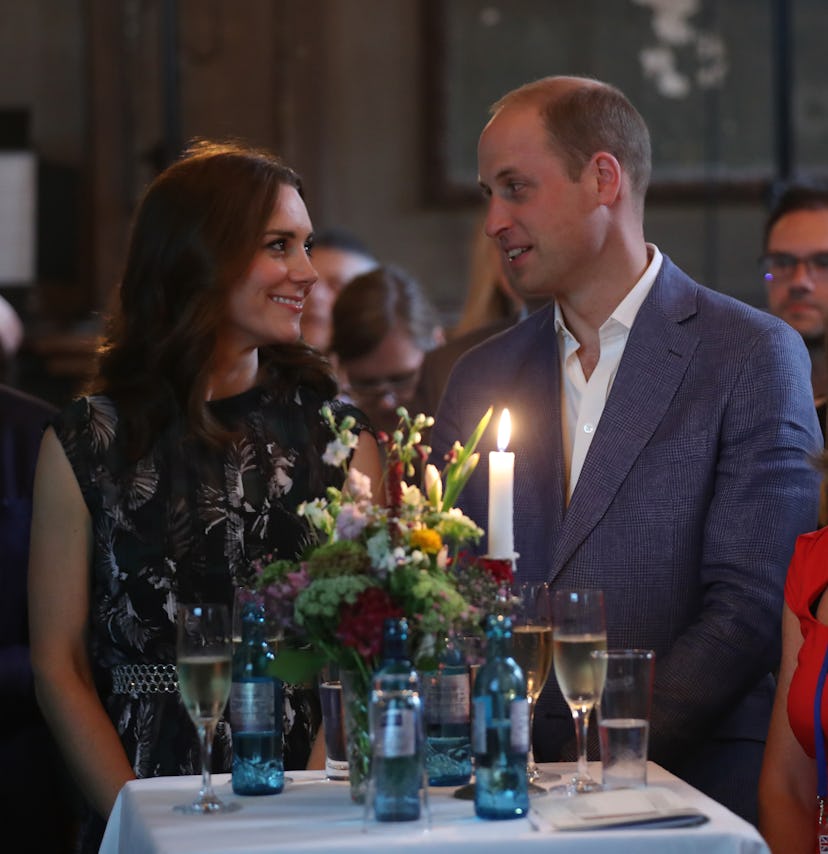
[99,762,769,854]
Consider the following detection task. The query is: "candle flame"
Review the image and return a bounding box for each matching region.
[497,408,511,451]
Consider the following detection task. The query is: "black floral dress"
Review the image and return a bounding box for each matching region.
[53,384,367,851]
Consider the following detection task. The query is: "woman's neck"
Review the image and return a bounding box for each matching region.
[206,349,259,401]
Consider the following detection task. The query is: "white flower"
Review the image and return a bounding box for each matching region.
[407,549,431,570]
[424,464,442,507]
[390,546,408,569]
[323,435,358,468]
[400,482,426,510]
[298,498,334,534]
[366,528,394,575]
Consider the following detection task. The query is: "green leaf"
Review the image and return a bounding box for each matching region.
[461,405,494,462]
[267,647,328,685]
[442,406,493,511]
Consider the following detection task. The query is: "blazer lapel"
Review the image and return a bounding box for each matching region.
[549,270,700,578]
[492,307,567,580]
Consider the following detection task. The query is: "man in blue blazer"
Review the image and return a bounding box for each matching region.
[430,76,823,825]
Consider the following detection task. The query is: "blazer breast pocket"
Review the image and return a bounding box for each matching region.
[626,430,713,503]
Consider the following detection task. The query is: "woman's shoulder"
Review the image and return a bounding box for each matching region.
[785,527,828,617]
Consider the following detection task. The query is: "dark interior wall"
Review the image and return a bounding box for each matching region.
[0,0,815,350]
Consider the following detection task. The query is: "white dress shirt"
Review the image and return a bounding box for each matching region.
[555,245,663,501]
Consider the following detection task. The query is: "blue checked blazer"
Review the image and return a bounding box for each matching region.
[430,254,822,817]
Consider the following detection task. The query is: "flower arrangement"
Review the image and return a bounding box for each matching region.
[253,404,514,684]
[251,404,516,800]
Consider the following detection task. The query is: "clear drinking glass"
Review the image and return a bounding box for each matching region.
[551,589,607,794]
[509,581,555,789]
[173,602,240,814]
[450,633,486,801]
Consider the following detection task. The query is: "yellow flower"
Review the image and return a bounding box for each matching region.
[409,527,443,555]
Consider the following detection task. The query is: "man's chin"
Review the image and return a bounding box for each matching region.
[780,313,825,345]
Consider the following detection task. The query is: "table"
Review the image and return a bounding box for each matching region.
[99,762,770,854]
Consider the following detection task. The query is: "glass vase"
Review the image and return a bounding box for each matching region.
[340,668,371,804]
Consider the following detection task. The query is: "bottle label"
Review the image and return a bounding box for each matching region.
[230,679,275,732]
[510,698,529,752]
[472,696,490,753]
[425,672,470,724]
[472,696,528,753]
[376,708,416,757]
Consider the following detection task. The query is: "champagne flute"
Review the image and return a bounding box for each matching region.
[509,581,555,789]
[552,589,607,794]
[174,603,240,814]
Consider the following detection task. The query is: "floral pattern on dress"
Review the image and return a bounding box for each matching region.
[53,385,368,853]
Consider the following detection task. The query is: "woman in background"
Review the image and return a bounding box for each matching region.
[758,492,828,851]
[330,264,444,435]
[28,140,383,852]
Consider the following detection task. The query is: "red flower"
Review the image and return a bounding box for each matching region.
[336,587,403,661]
[450,550,515,588]
[384,454,404,516]
[477,557,514,587]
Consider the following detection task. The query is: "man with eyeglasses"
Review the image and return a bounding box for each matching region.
[761,181,828,438]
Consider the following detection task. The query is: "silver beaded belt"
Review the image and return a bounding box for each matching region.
[112,664,179,695]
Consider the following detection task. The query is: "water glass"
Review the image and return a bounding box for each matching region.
[592,649,655,789]
[319,663,349,780]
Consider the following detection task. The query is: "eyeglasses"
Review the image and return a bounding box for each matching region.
[759,252,828,285]
[345,368,421,404]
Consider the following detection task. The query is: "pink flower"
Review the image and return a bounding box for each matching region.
[335,503,369,540]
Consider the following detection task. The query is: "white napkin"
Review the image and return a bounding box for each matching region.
[529,786,708,832]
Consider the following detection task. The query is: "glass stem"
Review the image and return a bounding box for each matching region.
[526,699,537,773]
[572,707,590,780]
[198,721,217,800]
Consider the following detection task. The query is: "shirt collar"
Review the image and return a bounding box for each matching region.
[553,243,663,336]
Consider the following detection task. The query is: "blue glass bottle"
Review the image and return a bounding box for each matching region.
[230,594,284,795]
[369,617,424,821]
[473,614,529,819]
[423,635,472,786]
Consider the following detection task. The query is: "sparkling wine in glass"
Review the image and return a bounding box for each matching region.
[509,581,555,787]
[174,603,240,814]
[552,589,607,794]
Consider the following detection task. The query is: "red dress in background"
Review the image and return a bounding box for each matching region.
[785,527,828,758]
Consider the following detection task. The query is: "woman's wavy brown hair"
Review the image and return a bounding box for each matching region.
[88,139,336,460]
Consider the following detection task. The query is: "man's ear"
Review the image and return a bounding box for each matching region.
[590,151,622,205]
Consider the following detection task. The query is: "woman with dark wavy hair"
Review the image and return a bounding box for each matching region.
[27,140,383,852]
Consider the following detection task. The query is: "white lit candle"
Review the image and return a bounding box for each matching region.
[488,408,514,559]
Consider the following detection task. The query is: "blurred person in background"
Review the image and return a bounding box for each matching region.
[450,208,527,341]
[0,383,77,852]
[0,294,23,361]
[761,180,828,438]
[330,264,444,435]
[0,294,25,383]
[415,210,546,416]
[300,227,377,352]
